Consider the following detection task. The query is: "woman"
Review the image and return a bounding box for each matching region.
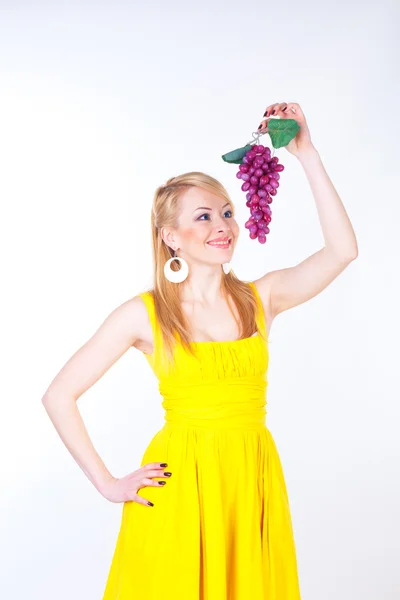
[42,102,358,599]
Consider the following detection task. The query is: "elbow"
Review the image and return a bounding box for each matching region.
[348,248,359,261]
[42,389,79,407]
[326,244,358,263]
[340,246,359,263]
[41,393,54,409]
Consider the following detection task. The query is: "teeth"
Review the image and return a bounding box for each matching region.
[208,239,230,245]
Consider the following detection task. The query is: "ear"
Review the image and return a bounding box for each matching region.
[160,226,177,252]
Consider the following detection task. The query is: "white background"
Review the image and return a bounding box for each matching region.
[1,1,399,599]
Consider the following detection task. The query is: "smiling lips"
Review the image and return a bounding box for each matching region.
[207,237,232,248]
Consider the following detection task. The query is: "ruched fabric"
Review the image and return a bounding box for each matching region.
[102,282,302,599]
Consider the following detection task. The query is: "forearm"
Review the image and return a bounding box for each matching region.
[297,146,358,260]
[42,394,114,495]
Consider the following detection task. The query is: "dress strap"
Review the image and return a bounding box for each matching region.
[248,281,267,338]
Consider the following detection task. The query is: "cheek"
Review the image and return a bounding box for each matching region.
[180,226,207,243]
[232,220,240,236]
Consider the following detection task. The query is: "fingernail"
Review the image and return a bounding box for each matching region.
[160,463,168,467]
[158,481,166,485]
[164,471,172,476]
[148,501,154,506]
[263,110,268,117]
[258,124,262,130]
[282,107,287,112]
[271,110,275,114]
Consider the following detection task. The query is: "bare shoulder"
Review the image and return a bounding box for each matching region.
[84,294,150,348]
[250,274,274,308]
[41,294,152,402]
[119,293,152,347]
[250,275,275,332]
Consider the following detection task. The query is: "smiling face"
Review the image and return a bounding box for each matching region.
[162,186,239,264]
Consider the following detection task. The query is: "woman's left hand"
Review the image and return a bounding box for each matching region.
[257,102,314,157]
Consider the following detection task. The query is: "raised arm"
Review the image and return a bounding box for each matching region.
[254,103,358,319]
[253,246,356,319]
[41,295,148,496]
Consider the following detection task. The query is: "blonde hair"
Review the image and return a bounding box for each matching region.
[144,171,266,366]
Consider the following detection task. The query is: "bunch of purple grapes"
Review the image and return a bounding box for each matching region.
[236,144,285,244]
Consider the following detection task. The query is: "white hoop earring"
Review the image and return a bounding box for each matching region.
[222,262,232,274]
[164,250,189,283]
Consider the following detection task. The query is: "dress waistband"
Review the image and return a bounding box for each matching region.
[159,375,268,430]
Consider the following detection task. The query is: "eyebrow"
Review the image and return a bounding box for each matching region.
[193,202,232,213]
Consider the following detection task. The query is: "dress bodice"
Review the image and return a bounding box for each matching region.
[139,281,269,429]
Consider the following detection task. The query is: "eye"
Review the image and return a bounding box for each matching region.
[197,210,233,221]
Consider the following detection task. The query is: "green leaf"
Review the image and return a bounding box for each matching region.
[221,144,253,164]
[268,118,300,149]
[221,118,300,164]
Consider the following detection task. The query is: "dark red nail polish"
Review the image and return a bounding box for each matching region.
[160,463,168,467]
[282,107,287,112]
[148,501,154,506]
[263,110,268,117]
[271,110,275,115]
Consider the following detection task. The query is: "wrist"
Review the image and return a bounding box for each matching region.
[296,144,319,163]
[96,472,116,496]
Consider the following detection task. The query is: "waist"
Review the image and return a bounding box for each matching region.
[159,375,267,430]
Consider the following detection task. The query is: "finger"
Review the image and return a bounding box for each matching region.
[145,469,172,479]
[268,102,289,117]
[286,103,302,115]
[143,461,168,470]
[141,462,169,473]
[141,477,168,487]
[260,102,287,129]
[263,103,280,117]
[131,493,155,507]
[263,105,274,118]
[275,103,291,120]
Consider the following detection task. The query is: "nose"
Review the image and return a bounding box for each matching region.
[214,215,231,233]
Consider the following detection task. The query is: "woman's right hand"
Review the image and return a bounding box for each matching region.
[100,462,172,506]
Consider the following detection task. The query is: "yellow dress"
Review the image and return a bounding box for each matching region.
[102,281,302,599]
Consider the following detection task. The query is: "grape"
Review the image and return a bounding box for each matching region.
[258,220,268,231]
[258,232,266,244]
[235,143,285,243]
[249,223,258,234]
